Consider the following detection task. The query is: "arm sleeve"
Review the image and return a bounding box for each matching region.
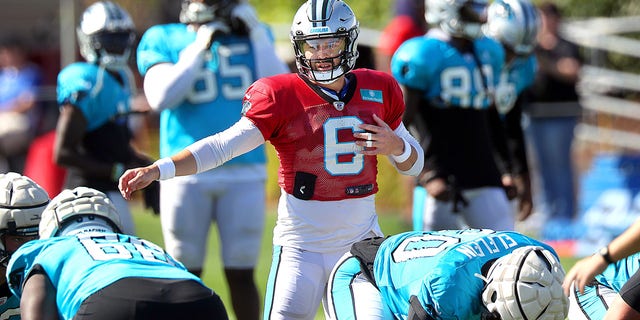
[388,122,424,177]
[143,44,207,111]
[186,117,265,173]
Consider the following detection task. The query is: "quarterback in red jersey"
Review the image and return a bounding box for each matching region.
[119,0,423,319]
[244,69,405,201]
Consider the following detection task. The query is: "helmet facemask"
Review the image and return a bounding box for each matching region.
[427,0,489,39]
[290,0,360,84]
[458,1,488,38]
[77,1,136,71]
[78,30,136,70]
[292,30,359,84]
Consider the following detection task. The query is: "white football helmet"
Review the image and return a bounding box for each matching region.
[484,0,540,56]
[0,172,49,265]
[482,246,569,320]
[77,1,136,70]
[39,187,123,239]
[179,0,239,25]
[426,0,489,39]
[290,0,359,84]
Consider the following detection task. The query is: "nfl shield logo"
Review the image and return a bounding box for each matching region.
[333,101,344,111]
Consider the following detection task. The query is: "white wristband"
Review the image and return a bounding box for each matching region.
[154,158,176,181]
[391,138,412,163]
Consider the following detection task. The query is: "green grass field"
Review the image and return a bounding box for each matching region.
[130,201,579,320]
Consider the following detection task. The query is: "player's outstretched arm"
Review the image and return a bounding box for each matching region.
[119,149,197,200]
[21,273,60,320]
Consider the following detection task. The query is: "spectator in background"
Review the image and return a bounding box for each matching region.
[53,1,158,235]
[0,172,49,318]
[376,0,427,73]
[483,0,540,223]
[7,187,229,320]
[0,36,41,174]
[392,0,517,232]
[525,2,582,228]
[135,0,289,319]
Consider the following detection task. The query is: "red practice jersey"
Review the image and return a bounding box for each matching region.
[242,69,405,201]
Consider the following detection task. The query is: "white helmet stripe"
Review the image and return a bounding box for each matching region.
[311,0,331,26]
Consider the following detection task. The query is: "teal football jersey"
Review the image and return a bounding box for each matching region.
[391,33,505,110]
[57,62,132,131]
[7,232,202,320]
[374,229,557,319]
[136,23,265,163]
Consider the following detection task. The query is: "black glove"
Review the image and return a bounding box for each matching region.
[143,180,160,215]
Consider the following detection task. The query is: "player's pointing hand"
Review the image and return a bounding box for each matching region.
[119,166,159,200]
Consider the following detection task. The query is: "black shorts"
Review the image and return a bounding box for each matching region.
[620,270,640,314]
[74,278,228,320]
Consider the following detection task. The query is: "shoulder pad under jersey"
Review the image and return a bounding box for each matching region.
[391,37,444,91]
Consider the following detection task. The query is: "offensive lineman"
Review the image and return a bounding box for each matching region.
[327,229,569,319]
[7,187,228,320]
[0,172,48,319]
